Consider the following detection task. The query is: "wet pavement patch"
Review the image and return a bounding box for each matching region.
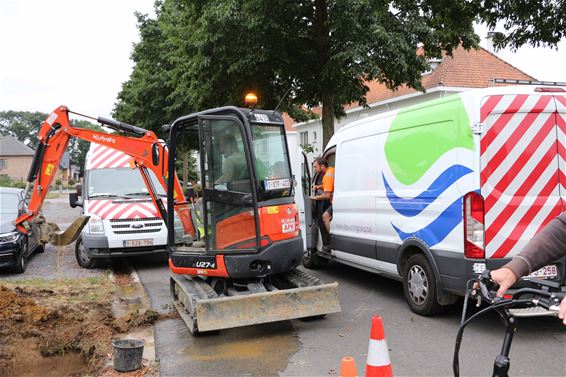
[181,321,301,376]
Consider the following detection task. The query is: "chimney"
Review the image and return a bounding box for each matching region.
[485,31,496,53]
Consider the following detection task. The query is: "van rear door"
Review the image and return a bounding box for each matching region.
[556,94,566,209]
[480,93,565,260]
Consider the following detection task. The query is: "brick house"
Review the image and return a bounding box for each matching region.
[289,46,536,160]
[0,135,35,184]
[0,135,72,187]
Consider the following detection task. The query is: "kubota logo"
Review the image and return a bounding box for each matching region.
[93,134,116,144]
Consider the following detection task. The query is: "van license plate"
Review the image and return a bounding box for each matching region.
[528,264,558,278]
[124,239,153,247]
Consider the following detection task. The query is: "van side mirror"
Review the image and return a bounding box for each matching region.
[75,184,82,196]
[69,193,83,208]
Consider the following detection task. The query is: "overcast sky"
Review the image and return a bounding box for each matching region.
[1,0,565,121]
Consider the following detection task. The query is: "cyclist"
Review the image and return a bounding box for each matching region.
[489,212,566,324]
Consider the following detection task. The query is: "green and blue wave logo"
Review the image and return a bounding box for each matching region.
[383,96,474,247]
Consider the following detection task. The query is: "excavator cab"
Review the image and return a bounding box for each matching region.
[166,107,301,277]
[166,107,341,334]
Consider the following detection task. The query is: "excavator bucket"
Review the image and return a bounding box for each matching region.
[171,270,341,334]
[36,216,90,246]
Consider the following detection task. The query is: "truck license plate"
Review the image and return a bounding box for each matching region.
[123,239,153,247]
[528,264,558,278]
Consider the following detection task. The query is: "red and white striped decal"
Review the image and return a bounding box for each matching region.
[86,143,131,170]
[480,94,566,259]
[86,199,159,219]
[556,95,566,210]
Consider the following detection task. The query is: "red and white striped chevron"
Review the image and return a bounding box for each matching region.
[86,143,131,170]
[86,199,159,220]
[480,94,566,259]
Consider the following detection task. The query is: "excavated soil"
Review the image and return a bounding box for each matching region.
[0,278,162,377]
[0,283,114,376]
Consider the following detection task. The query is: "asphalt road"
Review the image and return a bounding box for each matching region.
[3,194,563,376]
[0,192,103,281]
[132,256,566,377]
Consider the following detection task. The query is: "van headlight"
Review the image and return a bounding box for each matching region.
[0,231,19,243]
[88,216,104,234]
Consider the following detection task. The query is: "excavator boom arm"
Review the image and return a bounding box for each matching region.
[15,105,195,244]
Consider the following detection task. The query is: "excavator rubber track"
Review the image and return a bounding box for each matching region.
[171,269,341,334]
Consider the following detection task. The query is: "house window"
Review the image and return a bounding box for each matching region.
[300,131,309,146]
[0,159,6,169]
[313,131,317,142]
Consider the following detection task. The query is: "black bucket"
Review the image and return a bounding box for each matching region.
[112,338,145,372]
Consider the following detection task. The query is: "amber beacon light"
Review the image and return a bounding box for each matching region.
[244,92,258,107]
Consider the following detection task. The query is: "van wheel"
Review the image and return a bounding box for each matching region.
[403,254,443,316]
[75,237,100,269]
[301,248,329,269]
[14,238,28,274]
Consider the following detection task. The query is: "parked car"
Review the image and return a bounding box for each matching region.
[0,187,44,273]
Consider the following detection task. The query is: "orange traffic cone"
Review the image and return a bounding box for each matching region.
[365,315,393,377]
[340,356,358,377]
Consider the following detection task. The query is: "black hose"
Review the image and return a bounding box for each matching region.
[460,279,475,326]
[453,298,532,377]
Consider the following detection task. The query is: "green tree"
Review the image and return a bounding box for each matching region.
[478,0,566,50]
[115,0,566,147]
[0,110,102,172]
[113,4,187,138]
[0,111,47,149]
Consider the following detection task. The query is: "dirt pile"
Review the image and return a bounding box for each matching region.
[0,284,114,377]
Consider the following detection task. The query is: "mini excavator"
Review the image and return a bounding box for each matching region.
[16,103,340,334]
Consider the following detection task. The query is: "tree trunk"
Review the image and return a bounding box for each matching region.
[314,0,333,149]
[321,93,335,149]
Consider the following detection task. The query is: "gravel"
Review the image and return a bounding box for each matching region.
[1,191,106,280]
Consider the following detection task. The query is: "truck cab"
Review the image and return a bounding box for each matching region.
[71,143,172,268]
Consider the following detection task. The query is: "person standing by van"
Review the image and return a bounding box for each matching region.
[310,157,334,252]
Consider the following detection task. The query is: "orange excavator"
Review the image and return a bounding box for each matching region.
[14,105,195,246]
[17,104,340,334]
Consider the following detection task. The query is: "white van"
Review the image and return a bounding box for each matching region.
[299,85,566,315]
[71,143,170,268]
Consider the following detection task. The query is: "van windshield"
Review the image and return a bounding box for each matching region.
[87,168,166,199]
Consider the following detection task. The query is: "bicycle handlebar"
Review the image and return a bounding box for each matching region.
[454,270,564,377]
[474,269,565,309]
